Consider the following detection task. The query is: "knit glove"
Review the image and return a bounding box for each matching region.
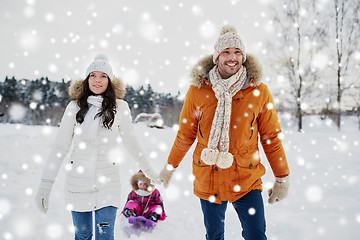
[159,163,175,188]
[35,179,54,214]
[268,175,289,204]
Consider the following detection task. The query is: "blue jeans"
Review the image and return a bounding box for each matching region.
[200,190,267,240]
[71,206,117,240]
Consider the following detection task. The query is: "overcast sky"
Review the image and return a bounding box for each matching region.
[1,0,275,94]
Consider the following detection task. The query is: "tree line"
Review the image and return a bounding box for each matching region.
[0,76,183,127]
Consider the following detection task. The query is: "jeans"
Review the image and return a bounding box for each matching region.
[71,206,117,240]
[200,190,267,240]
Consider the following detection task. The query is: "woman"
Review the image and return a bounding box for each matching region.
[35,54,159,240]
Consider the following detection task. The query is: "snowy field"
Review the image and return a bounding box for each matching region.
[0,115,360,240]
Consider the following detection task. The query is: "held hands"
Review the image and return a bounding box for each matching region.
[268,175,289,204]
[144,168,161,185]
[35,179,54,214]
[159,163,175,188]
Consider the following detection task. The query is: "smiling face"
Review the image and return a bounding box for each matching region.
[138,182,148,191]
[88,71,109,95]
[215,47,243,79]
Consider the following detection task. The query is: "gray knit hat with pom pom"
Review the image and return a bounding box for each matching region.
[86,54,114,80]
[213,25,246,64]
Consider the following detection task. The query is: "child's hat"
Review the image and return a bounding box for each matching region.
[130,170,154,191]
[137,180,145,187]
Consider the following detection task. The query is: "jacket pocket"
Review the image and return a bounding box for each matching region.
[233,145,259,169]
[192,149,212,193]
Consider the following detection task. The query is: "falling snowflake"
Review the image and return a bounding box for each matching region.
[248,208,256,215]
[8,103,27,121]
[48,63,58,73]
[46,223,64,239]
[150,151,158,159]
[0,198,12,216]
[44,12,55,22]
[23,7,35,18]
[164,185,180,201]
[19,30,39,50]
[311,53,329,70]
[199,21,216,39]
[191,5,203,16]
[122,68,140,85]
[12,216,33,238]
[139,19,162,42]
[305,186,323,202]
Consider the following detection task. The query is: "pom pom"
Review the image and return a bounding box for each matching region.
[94,54,109,61]
[220,25,237,35]
[201,148,219,166]
[216,152,234,169]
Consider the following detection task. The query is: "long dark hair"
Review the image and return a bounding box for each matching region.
[76,76,117,129]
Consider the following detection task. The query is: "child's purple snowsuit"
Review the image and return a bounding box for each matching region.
[124,189,166,221]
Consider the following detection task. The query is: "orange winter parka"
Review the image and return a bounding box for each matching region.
[167,54,290,204]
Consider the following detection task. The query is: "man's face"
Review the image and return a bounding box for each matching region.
[215,47,243,79]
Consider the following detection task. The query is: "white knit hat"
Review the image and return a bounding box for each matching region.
[86,54,113,80]
[213,25,246,64]
[137,180,145,187]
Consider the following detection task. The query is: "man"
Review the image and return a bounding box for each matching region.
[159,25,290,240]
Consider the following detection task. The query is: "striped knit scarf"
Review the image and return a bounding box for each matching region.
[201,65,247,169]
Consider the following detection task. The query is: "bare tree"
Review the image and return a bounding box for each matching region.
[332,0,360,130]
[350,86,360,131]
[266,0,327,131]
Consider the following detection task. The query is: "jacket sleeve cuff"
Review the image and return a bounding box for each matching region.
[39,179,54,189]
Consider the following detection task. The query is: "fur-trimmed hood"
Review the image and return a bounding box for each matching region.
[130,171,155,192]
[190,54,263,88]
[68,77,126,100]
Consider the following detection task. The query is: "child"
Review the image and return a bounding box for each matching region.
[123,170,166,222]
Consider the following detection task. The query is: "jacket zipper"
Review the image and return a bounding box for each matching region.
[196,111,204,138]
[249,113,255,140]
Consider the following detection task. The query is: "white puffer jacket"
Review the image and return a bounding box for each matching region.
[41,78,156,212]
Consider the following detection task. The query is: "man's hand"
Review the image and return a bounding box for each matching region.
[268,175,289,204]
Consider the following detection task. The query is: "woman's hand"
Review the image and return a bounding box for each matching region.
[159,163,175,188]
[35,179,54,213]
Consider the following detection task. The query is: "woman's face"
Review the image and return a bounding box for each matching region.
[88,71,109,95]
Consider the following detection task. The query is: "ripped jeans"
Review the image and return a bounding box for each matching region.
[71,206,117,240]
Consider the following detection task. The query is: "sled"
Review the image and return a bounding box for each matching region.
[128,216,156,227]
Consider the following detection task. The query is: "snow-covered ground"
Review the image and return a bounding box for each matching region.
[0,115,359,240]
